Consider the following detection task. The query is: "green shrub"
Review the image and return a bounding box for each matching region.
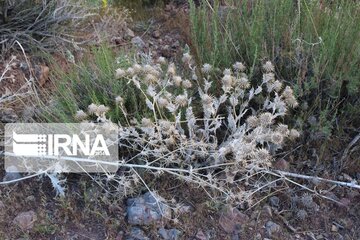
[189,0,360,135]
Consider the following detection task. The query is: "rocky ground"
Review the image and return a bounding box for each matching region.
[0,2,359,239]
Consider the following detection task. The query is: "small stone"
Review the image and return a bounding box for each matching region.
[331,224,338,232]
[131,36,146,49]
[269,196,280,208]
[35,65,49,87]
[195,229,208,240]
[152,30,161,39]
[13,211,37,230]
[126,227,149,240]
[219,206,249,233]
[265,221,281,237]
[158,228,181,240]
[126,192,171,226]
[126,28,135,38]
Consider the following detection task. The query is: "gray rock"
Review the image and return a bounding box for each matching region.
[131,36,146,49]
[126,192,171,225]
[269,196,280,208]
[265,221,281,237]
[152,30,161,39]
[219,206,249,233]
[3,166,22,182]
[13,210,37,230]
[1,108,18,123]
[126,227,149,240]
[158,228,181,240]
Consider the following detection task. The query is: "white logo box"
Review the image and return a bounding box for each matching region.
[5,123,119,173]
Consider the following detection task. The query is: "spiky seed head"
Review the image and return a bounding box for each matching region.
[273,80,283,92]
[259,112,274,126]
[175,95,188,107]
[182,80,192,89]
[145,74,158,84]
[115,68,126,79]
[97,105,109,115]
[126,67,135,76]
[223,68,232,76]
[271,132,284,145]
[173,75,182,86]
[133,64,142,74]
[167,63,176,75]
[289,129,300,140]
[263,61,275,72]
[75,110,88,121]
[246,116,259,128]
[141,118,153,128]
[262,73,275,83]
[201,63,212,74]
[233,62,246,72]
[182,53,192,64]
[201,94,213,105]
[88,103,98,114]
[157,97,169,108]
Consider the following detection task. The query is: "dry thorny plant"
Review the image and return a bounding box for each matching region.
[1,52,359,210]
[73,53,302,203]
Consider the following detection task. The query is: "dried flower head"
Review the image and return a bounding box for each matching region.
[289,129,300,140]
[175,95,188,107]
[276,124,289,135]
[157,97,170,108]
[201,94,213,105]
[75,110,88,121]
[273,80,283,92]
[182,79,192,89]
[133,64,142,74]
[222,75,233,91]
[97,104,110,115]
[115,68,126,79]
[263,73,275,83]
[173,76,182,87]
[259,112,274,126]
[237,77,250,89]
[233,62,246,72]
[141,118,153,128]
[115,96,124,105]
[201,63,212,74]
[271,132,284,145]
[223,68,232,76]
[246,116,259,128]
[144,74,158,84]
[167,63,176,76]
[88,103,98,115]
[263,61,275,72]
[182,53,192,64]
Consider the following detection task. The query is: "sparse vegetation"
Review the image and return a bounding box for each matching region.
[189,0,360,138]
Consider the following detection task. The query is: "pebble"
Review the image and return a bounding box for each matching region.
[218,206,249,233]
[158,228,181,240]
[126,192,171,225]
[265,221,281,237]
[13,210,37,230]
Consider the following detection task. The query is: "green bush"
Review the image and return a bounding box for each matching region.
[190,0,360,134]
